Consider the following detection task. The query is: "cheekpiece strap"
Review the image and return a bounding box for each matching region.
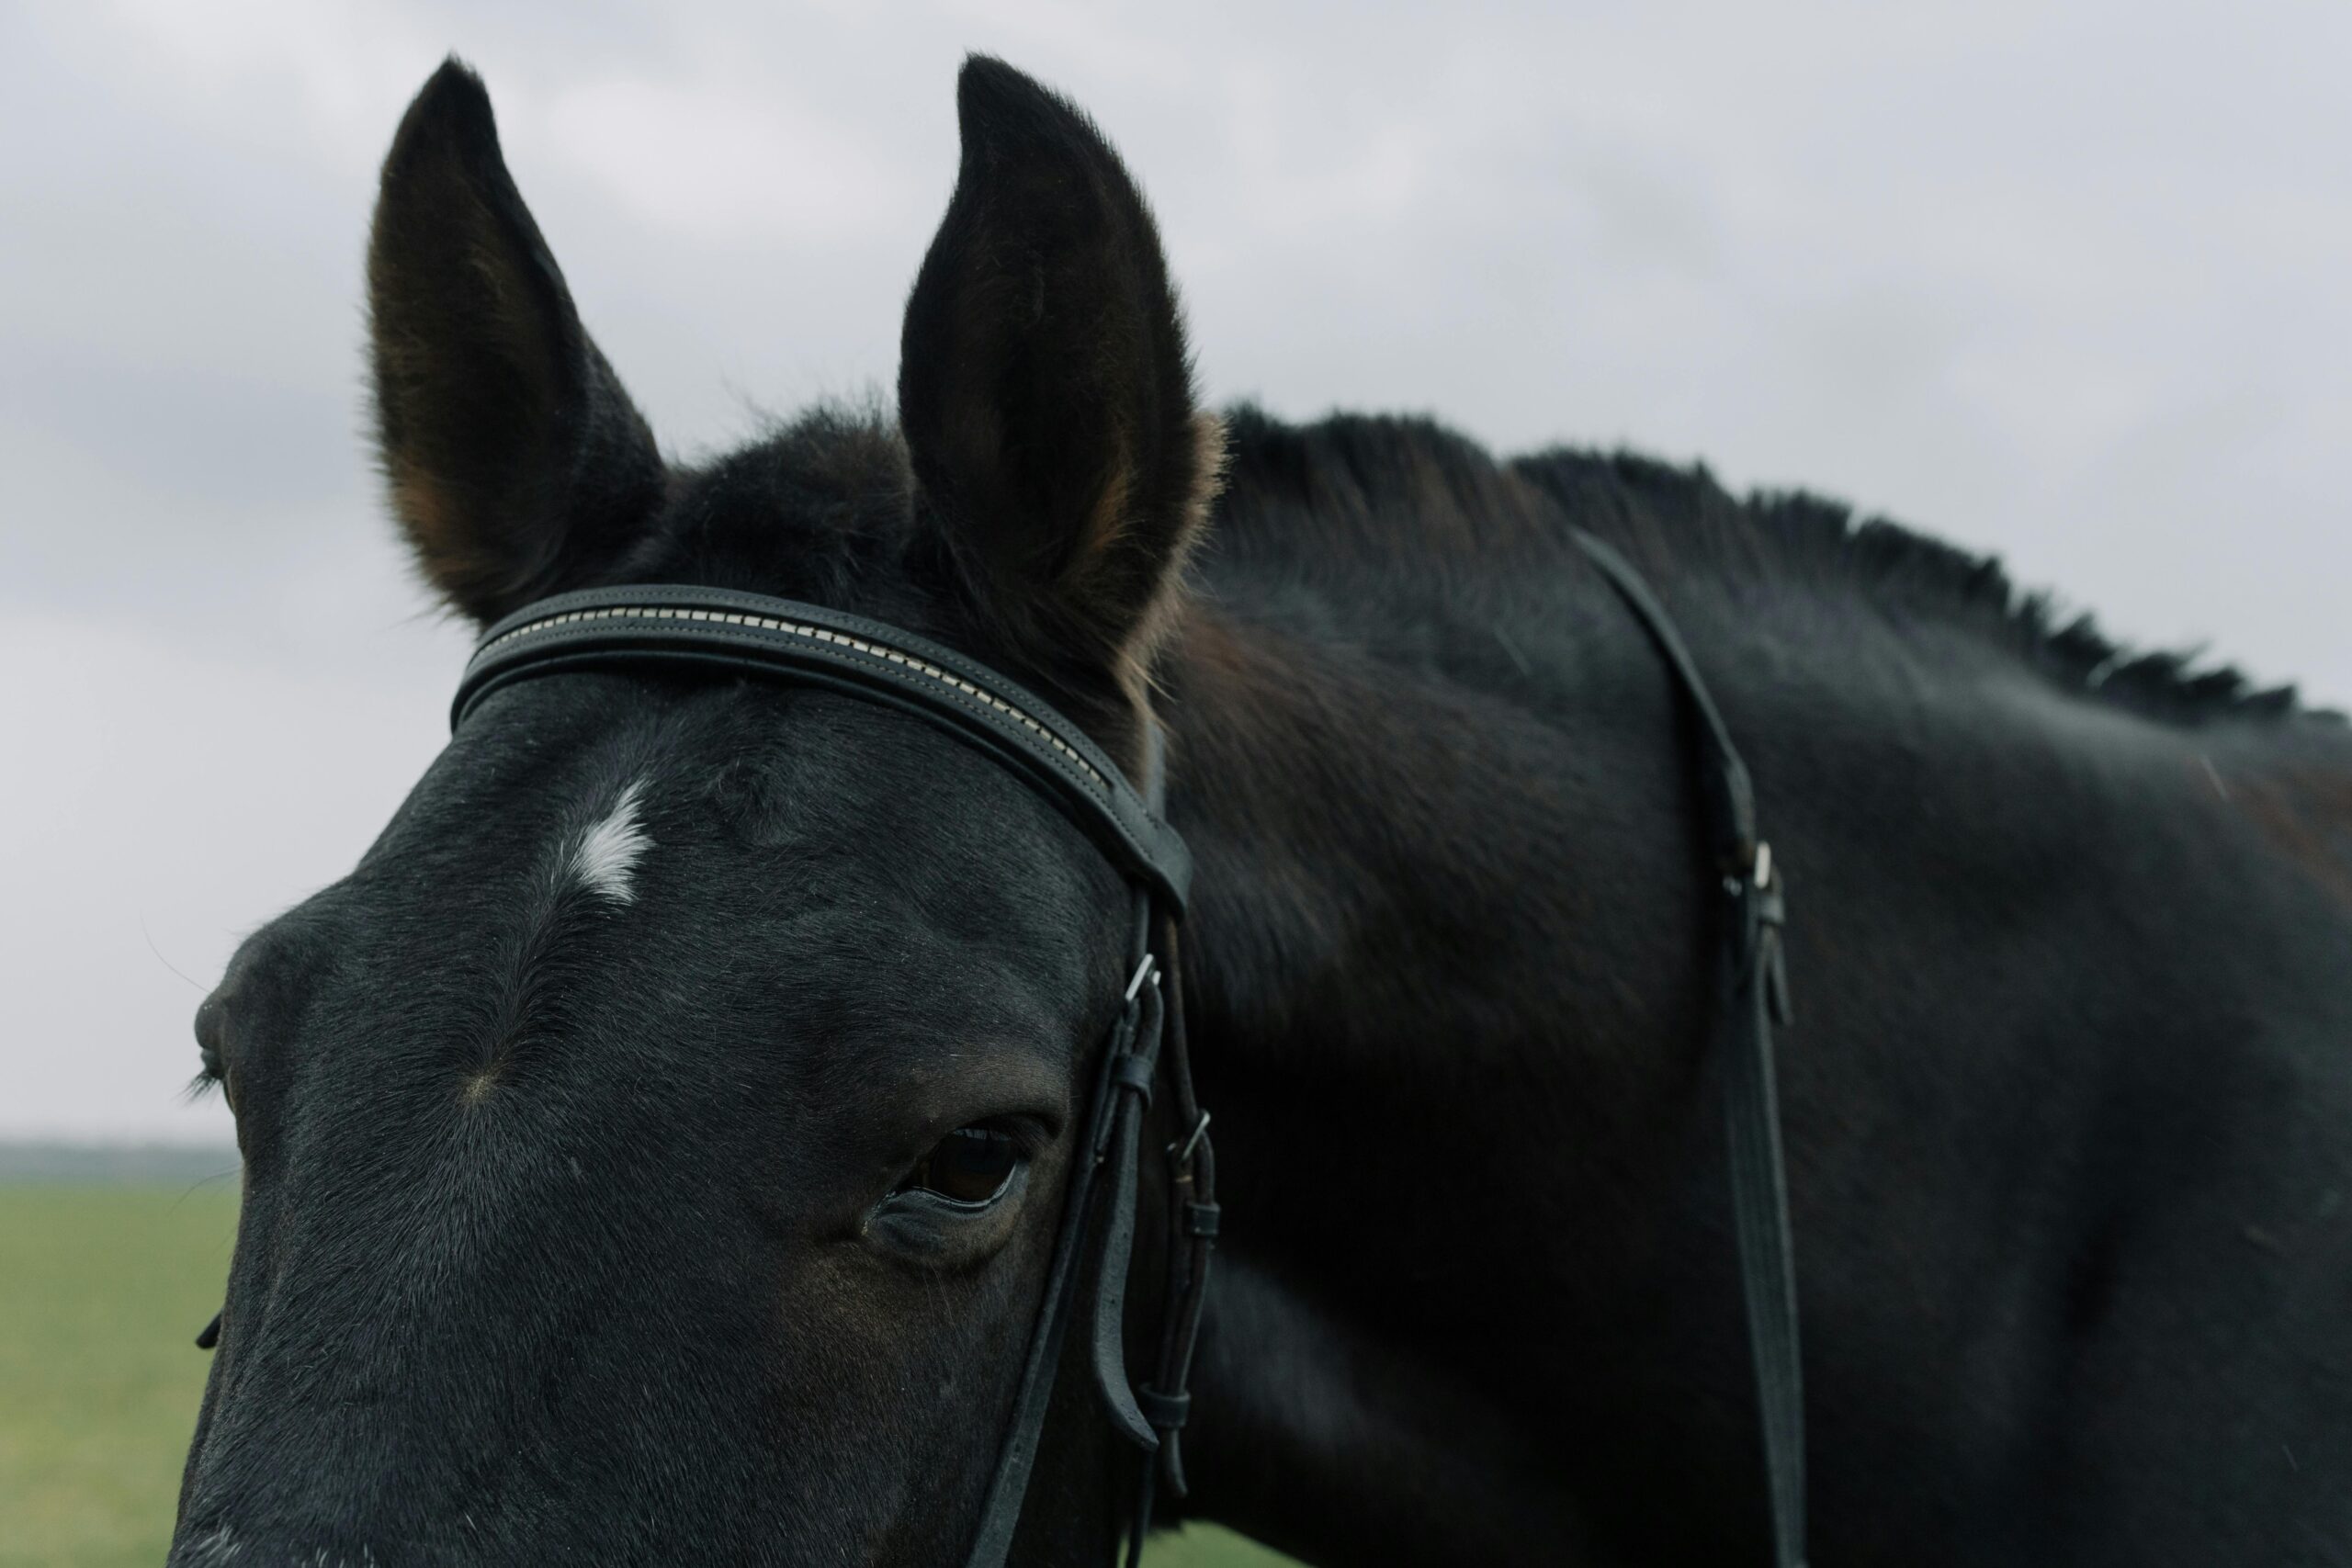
[451,585,1192,913]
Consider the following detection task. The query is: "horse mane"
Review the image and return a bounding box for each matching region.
[1207,403,2323,728]
[692,400,2318,728]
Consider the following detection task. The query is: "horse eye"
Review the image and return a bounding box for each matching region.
[897,1127,1022,1207]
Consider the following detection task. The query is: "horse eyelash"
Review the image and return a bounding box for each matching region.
[186,1049,224,1100]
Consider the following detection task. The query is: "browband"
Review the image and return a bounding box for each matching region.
[451,584,1192,912]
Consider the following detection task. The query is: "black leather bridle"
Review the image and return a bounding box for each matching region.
[197,545,1804,1568]
[451,586,1218,1568]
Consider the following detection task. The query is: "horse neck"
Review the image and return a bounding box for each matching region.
[1154,558,2352,1563]
[1152,581,1735,1558]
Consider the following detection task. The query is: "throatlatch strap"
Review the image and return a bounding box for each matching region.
[1572,530,1810,1568]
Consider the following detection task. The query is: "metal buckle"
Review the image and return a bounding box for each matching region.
[1172,1110,1212,1168]
[1124,953,1159,1003]
[1726,840,1775,898]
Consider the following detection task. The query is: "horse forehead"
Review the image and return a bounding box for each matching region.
[345,680,1121,1039]
[439,723,1084,962]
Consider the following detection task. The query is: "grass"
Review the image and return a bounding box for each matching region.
[0,1183,1292,1567]
[0,1183,241,1568]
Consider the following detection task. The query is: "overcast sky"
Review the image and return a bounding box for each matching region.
[5,1,2346,1142]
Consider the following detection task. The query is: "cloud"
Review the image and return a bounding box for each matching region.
[541,74,919,244]
[5,0,2349,1138]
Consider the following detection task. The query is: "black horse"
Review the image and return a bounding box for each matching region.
[173,54,2352,1568]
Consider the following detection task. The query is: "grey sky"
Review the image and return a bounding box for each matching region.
[5,1,2346,1140]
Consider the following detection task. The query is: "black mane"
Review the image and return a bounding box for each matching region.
[645,401,2320,730]
[1209,404,2320,727]
[1560,446,2313,725]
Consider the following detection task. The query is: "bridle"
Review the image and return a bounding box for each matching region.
[195,545,1806,1567]
[450,585,1217,1568]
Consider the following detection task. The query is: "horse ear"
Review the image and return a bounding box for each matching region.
[368,59,664,626]
[899,57,1225,700]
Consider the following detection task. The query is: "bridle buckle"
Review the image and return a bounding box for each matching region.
[1171,1109,1212,1168]
[1124,953,1159,1002]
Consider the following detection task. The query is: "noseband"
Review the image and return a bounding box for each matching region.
[452,586,1217,1568]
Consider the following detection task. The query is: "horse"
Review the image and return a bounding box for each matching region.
[171,52,2352,1568]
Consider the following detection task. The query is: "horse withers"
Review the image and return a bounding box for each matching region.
[171,53,2352,1568]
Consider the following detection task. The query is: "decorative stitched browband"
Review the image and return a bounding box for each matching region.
[451,584,1191,912]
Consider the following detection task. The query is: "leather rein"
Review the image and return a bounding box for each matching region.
[1572,531,1809,1568]
[197,541,1806,1565]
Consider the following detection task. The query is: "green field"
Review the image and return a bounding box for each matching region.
[0,1181,1289,1567]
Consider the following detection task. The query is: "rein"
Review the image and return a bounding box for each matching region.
[1573,531,1810,1568]
[450,586,1217,1568]
[196,558,1804,1562]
